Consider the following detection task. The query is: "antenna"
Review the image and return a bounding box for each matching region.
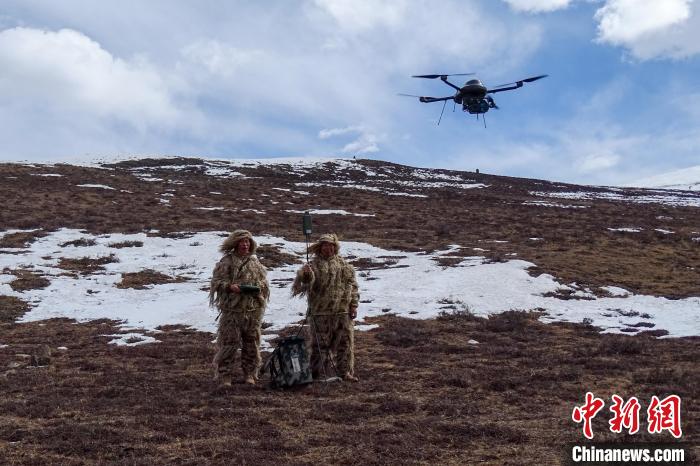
[302,211,312,262]
[437,99,447,125]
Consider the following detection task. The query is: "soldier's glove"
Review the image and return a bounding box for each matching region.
[239,284,261,295]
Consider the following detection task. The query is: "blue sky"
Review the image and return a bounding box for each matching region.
[1,0,698,185]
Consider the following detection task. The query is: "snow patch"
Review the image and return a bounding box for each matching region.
[523,200,587,209]
[1,229,697,341]
[531,190,700,208]
[107,333,160,346]
[602,286,631,297]
[285,209,375,217]
[608,227,642,233]
[76,184,115,190]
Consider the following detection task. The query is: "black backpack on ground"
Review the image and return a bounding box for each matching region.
[265,336,313,388]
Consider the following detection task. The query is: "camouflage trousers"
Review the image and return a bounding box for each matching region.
[309,314,354,378]
[214,310,262,379]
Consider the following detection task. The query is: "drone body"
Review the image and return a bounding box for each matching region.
[402,73,548,123]
[448,78,492,114]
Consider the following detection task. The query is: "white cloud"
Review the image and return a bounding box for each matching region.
[577,152,621,173]
[181,40,264,77]
[312,0,408,32]
[0,27,181,128]
[594,0,700,59]
[342,134,379,154]
[0,3,549,161]
[318,125,380,154]
[309,0,543,75]
[318,125,364,139]
[505,0,700,60]
[503,0,572,13]
[595,0,691,43]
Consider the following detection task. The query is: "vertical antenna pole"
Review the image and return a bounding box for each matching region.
[302,211,312,262]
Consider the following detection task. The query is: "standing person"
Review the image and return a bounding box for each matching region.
[209,229,270,386]
[292,233,360,382]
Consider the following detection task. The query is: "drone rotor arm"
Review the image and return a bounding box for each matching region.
[418,96,454,103]
[411,73,474,79]
[412,73,473,91]
[486,84,521,94]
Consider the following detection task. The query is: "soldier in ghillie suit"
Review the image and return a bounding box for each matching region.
[292,233,360,382]
[210,230,270,386]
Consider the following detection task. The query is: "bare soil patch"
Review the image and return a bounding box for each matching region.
[256,244,303,269]
[58,237,97,248]
[115,269,188,289]
[108,240,144,248]
[0,296,30,323]
[348,256,405,270]
[0,230,47,248]
[3,269,51,292]
[56,254,119,275]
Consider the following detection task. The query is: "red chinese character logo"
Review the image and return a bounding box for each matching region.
[647,395,682,438]
[608,394,640,434]
[572,392,605,439]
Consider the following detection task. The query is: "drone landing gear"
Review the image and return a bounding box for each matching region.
[437,99,447,125]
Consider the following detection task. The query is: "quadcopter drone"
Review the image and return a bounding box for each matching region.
[400,73,548,125]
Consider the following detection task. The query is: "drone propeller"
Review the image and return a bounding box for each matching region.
[489,74,548,89]
[399,93,453,103]
[412,73,474,79]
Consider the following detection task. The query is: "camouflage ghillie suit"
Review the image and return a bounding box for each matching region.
[292,234,359,380]
[210,230,269,382]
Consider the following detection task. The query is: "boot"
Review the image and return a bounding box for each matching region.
[244,374,256,385]
[342,373,359,382]
[219,374,233,387]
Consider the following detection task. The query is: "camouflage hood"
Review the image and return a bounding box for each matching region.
[307,233,340,256]
[220,229,257,254]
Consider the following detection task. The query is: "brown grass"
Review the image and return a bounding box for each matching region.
[56,254,119,275]
[3,269,51,292]
[256,244,303,269]
[0,314,696,464]
[2,158,697,297]
[108,240,144,248]
[0,157,698,463]
[0,296,30,323]
[349,256,401,270]
[115,270,188,289]
[58,237,97,248]
[0,230,47,248]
